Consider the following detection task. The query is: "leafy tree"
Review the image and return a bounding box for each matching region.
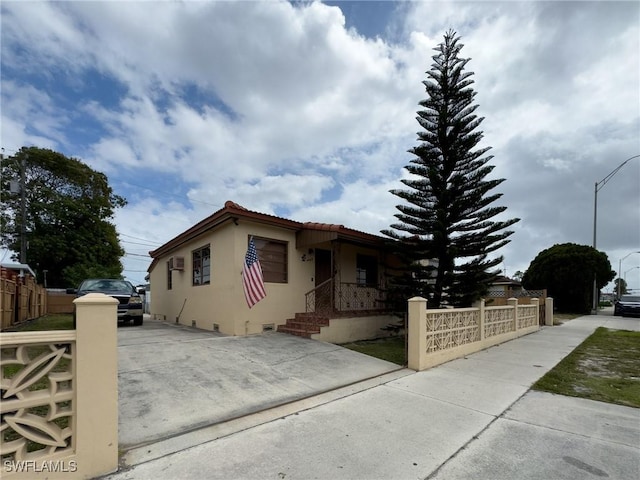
[1,147,126,287]
[513,270,525,282]
[614,278,628,297]
[522,243,615,314]
[383,30,519,308]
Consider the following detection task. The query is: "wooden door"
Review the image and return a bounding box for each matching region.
[314,249,332,314]
[315,249,332,286]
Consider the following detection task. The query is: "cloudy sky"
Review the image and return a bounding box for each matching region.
[1,0,639,291]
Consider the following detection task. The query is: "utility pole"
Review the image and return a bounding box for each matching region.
[20,153,27,264]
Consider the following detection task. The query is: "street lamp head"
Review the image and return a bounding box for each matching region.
[621,251,640,262]
[624,266,640,275]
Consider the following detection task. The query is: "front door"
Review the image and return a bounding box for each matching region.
[314,249,332,314]
[315,249,332,286]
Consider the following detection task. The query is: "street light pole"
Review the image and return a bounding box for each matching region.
[592,154,640,314]
[618,251,640,299]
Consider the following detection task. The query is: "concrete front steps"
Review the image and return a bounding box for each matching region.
[277,313,330,338]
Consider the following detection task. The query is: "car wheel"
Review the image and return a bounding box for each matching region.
[133,316,143,326]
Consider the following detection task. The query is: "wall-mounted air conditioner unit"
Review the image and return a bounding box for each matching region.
[173,256,185,271]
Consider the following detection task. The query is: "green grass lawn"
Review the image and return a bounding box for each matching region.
[533,327,640,408]
[340,313,582,366]
[7,313,74,331]
[341,336,406,366]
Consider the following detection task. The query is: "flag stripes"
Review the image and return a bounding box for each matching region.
[242,237,266,308]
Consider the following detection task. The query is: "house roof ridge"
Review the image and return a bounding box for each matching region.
[223,200,248,211]
[302,221,345,232]
[148,200,388,268]
[223,200,305,226]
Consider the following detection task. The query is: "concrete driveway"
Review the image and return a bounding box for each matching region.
[106,312,639,480]
[117,317,401,448]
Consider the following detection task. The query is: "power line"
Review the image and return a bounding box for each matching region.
[122,257,152,264]
[116,203,207,232]
[120,233,163,245]
[118,180,224,209]
[122,239,160,247]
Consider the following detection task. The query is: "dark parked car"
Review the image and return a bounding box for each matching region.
[68,279,144,325]
[613,295,640,317]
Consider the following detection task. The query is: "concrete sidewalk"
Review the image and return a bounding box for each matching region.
[105,313,640,480]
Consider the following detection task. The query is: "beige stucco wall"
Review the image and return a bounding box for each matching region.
[335,243,382,284]
[311,315,401,344]
[229,222,314,335]
[150,220,315,335]
[150,224,238,334]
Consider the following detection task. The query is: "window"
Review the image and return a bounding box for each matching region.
[253,237,288,283]
[167,261,172,290]
[356,254,378,287]
[192,245,211,285]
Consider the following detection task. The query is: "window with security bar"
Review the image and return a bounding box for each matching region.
[253,237,288,283]
[356,254,378,287]
[192,245,211,285]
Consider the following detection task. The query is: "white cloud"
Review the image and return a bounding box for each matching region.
[2,0,639,291]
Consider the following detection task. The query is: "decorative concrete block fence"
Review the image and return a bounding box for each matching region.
[1,293,119,479]
[408,297,553,371]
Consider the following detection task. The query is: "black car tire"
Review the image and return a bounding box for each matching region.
[133,316,143,326]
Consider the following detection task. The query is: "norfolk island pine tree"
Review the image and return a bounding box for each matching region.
[383,30,520,308]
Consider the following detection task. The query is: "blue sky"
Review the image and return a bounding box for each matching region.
[1,0,639,291]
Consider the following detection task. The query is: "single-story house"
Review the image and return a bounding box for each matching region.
[147,201,402,342]
[486,275,546,306]
[0,262,37,280]
[487,275,523,295]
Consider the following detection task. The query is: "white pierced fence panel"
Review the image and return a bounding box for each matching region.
[484,307,515,338]
[517,305,538,329]
[0,340,75,462]
[425,309,480,353]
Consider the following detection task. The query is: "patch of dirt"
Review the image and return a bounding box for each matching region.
[572,385,593,394]
[577,357,619,378]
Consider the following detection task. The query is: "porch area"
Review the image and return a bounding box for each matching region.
[277,226,401,342]
[277,278,398,341]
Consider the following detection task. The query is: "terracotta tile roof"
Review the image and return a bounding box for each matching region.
[302,222,344,232]
[148,201,388,271]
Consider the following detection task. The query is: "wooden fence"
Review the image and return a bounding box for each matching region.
[46,290,76,314]
[0,269,47,330]
[486,289,548,325]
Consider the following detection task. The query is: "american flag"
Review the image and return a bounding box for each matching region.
[242,237,266,308]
